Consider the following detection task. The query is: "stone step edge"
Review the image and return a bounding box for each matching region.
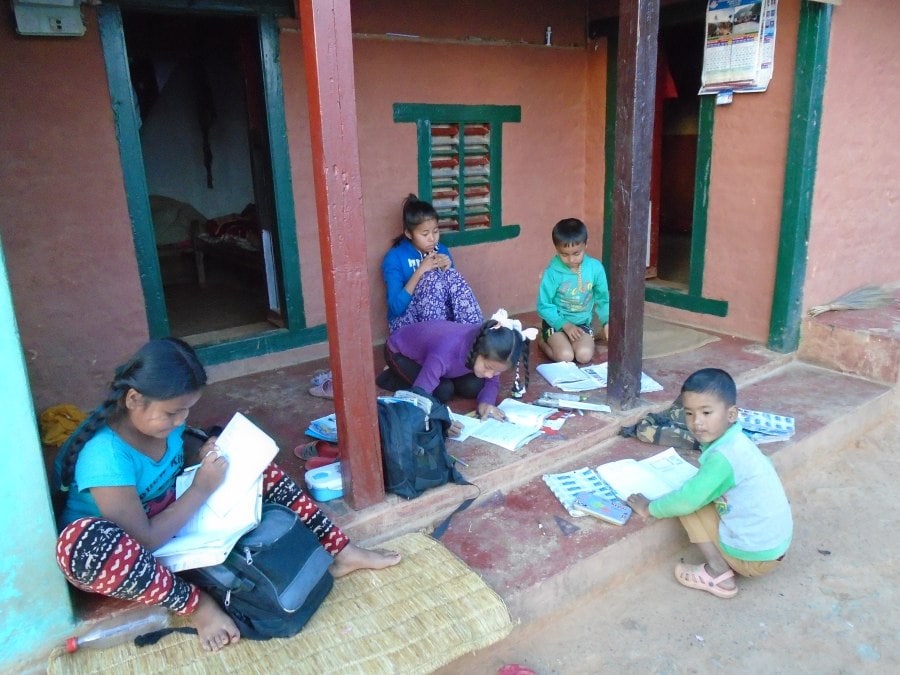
[503,385,897,623]
[346,354,797,545]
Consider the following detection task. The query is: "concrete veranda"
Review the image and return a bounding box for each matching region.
[59,301,899,675]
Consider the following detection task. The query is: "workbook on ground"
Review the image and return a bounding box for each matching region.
[596,447,698,501]
[536,362,663,393]
[449,398,555,451]
[154,412,278,572]
[738,408,795,444]
[535,362,604,392]
[543,467,628,520]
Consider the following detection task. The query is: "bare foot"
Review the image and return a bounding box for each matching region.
[190,591,241,652]
[330,543,402,578]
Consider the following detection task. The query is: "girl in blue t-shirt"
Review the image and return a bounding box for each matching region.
[55,338,400,652]
[381,194,483,333]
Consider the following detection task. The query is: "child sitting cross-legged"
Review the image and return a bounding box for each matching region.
[54,338,401,652]
[626,368,793,599]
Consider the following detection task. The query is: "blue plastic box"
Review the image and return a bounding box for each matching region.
[304,462,343,502]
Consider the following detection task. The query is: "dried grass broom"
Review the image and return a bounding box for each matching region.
[808,284,898,317]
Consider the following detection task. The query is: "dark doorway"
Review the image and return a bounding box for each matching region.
[652,15,705,287]
[123,11,283,344]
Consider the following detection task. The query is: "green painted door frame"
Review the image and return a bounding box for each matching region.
[597,8,728,319]
[600,1,833,341]
[768,0,833,352]
[98,1,326,366]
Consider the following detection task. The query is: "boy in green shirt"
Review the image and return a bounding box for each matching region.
[627,368,793,598]
[536,218,610,364]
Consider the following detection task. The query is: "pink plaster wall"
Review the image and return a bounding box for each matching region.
[7,0,890,410]
[0,13,149,411]
[804,0,900,309]
[349,0,603,341]
[648,0,801,341]
[353,40,600,340]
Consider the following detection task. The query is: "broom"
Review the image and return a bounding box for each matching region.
[807,284,898,317]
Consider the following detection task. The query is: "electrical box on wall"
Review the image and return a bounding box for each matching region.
[13,0,85,37]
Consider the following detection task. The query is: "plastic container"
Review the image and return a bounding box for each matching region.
[305,461,343,501]
[65,605,169,653]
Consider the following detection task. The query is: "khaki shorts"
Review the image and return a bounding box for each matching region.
[679,504,783,578]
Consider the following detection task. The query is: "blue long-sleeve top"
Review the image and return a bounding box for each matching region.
[381,239,454,320]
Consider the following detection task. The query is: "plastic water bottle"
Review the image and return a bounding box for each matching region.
[65,606,169,653]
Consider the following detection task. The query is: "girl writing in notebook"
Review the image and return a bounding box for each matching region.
[55,338,400,652]
[377,310,536,420]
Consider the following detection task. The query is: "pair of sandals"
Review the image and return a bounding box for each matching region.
[308,370,334,399]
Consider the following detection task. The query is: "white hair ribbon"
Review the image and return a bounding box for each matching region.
[489,308,538,341]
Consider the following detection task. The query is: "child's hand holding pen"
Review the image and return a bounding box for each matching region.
[190,440,228,494]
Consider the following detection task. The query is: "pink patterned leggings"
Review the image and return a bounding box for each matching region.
[56,463,348,615]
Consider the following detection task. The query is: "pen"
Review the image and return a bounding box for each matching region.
[448,454,469,467]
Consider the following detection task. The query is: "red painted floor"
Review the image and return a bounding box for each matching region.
[57,308,898,624]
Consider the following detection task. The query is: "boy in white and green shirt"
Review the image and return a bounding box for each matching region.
[627,368,792,598]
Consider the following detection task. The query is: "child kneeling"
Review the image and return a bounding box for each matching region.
[627,368,792,598]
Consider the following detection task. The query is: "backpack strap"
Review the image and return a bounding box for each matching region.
[431,465,479,539]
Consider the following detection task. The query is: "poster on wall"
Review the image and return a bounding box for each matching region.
[700,0,778,95]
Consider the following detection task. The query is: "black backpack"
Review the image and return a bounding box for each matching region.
[377,389,466,500]
[182,503,334,640]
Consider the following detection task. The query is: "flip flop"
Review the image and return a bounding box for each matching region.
[310,369,332,388]
[293,440,339,460]
[308,376,334,399]
[674,562,738,598]
[305,455,339,471]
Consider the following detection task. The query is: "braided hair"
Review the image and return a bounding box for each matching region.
[465,320,532,396]
[57,337,207,493]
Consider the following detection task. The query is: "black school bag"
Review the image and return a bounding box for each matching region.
[182,503,334,640]
[377,388,466,499]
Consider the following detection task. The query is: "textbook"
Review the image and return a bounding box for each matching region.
[536,361,664,394]
[305,413,338,443]
[536,362,604,392]
[738,408,795,444]
[596,447,698,501]
[579,363,664,393]
[449,398,554,451]
[153,412,279,572]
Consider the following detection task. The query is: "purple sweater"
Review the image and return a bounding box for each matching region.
[385,321,499,405]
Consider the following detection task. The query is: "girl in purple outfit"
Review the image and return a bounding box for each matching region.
[377,311,536,420]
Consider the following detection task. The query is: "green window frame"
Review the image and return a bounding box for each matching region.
[393,103,521,247]
[596,13,728,317]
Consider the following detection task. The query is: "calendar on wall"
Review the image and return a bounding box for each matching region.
[700,0,778,95]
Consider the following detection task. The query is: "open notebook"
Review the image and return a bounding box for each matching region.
[154,412,278,572]
[449,399,555,451]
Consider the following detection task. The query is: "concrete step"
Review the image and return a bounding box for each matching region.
[799,287,900,385]
[327,333,794,544]
[434,362,895,623]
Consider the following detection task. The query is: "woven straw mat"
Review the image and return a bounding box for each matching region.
[48,532,512,674]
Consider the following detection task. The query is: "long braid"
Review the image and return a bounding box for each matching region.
[58,381,131,492]
[467,319,532,398]
[512,336,532,398]
[465,320,498,369]
[57,337,206,495]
